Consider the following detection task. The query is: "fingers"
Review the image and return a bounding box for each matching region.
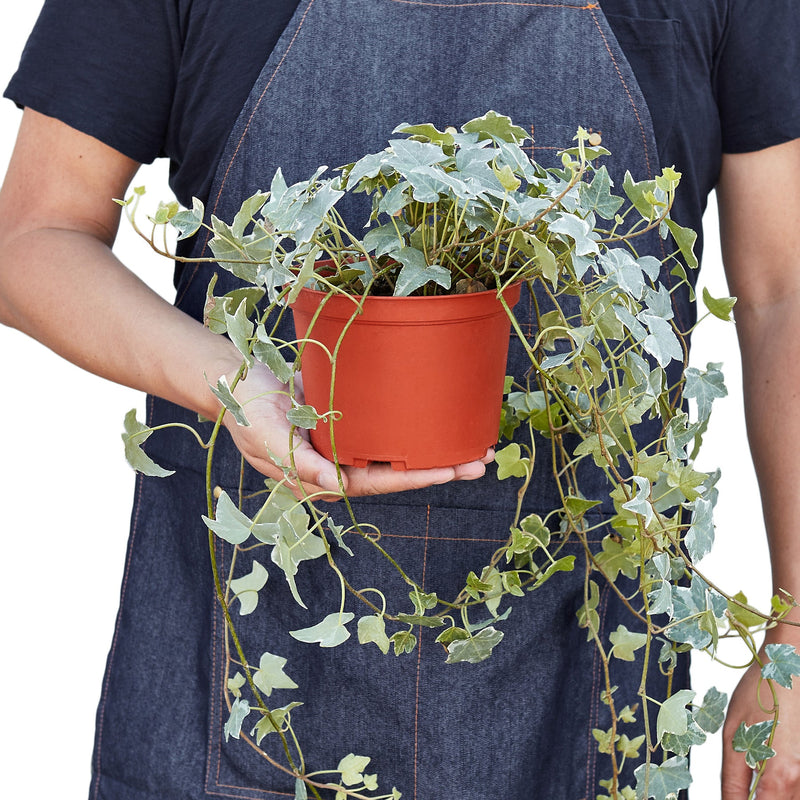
[721,746,755,800]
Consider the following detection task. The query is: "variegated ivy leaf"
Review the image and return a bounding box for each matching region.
[445,626,504,664]
[609,625,648,662]
[253,325,295,383]
[363,221,412,258]
[656,689,696,742]
[661,718,706,757]
[599,249,651,299]
[622,476,654,526]
[209,216,262,284]
[580,166,624,219]
[685,496,715,562]
[732,720,777,768]
[294,778,308,800]
[286,403,322,430]
[208,374,249,426]
[550,213,599,258]
[225,299,255,367]
[253,651,299,696]
[666,576,727,649]
[250,701,303,744]
[227,671,246,699]
[231,191,269,238]
[684,362,727,423]
[121,409,175,477]
[762,643,800,689]
[228,561,269,615]
[170,196,205,240]
[224,697,251,741]
[692,687,727,734]
[290,612,355,647]
[392,246,451,296]
[357,614,391,654]
[633,756,692,800]
[201,491,253,544]
[638,312,682,368]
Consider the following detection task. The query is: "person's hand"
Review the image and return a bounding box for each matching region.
[721,627,800,799]
[220,361,492,501]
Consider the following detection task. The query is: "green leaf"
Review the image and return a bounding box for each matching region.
[617,733,646,759]
[656,689,695,742]
[732,720,777,768]
[396,613,444,628]
[338,753,371,786]
[762,643,800,689]
[495,443,530,480]
[564,495,602,517]
[664,218,699,270]
[250,702,303,744]
[229,560,269,615]
[227,671,246,699]
[121,409,175,477]
[252,651,299,696]
[727,591,765,629]
[208,374,250,426]
[532,555,575,588]
[171,197,205,240]
[623,172,659,220]
[357,615,391,654]
[634,756,692,800]
[253,327,295,383]
[461,110,528,144]
[692,687,727,734]
[595,536,640,582]
[445,627,504,664]
[224,698,251,741]
[290,612,355,647]
[702,286,736,321]
[609,625,648,662]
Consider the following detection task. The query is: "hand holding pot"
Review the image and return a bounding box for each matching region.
[222,361,492,501]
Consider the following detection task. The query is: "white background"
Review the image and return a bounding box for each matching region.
[0,5,771,797]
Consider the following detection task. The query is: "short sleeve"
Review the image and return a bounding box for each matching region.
[4,0,181,164]
[715,0,800,153]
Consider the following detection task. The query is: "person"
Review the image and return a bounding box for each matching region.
[1,1,799,798]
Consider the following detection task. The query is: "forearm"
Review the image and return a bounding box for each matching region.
[736,299,800,627]
[0,225,241,421]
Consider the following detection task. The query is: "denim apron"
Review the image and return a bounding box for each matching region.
[91,2,690,799]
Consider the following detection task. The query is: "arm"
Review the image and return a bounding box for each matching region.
[0,109,489,497]
[717,139,800,798]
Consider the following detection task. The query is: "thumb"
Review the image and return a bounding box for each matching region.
[290,438,347,496]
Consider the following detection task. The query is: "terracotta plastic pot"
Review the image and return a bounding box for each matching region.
[290,282,522,470]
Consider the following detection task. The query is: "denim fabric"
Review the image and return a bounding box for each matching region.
[92,2,691,798]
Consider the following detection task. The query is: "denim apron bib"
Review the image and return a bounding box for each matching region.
[91,3,690,799]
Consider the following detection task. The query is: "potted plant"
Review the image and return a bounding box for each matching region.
[120,112,799,800]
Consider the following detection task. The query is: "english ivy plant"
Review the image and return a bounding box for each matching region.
[119,112,799,800]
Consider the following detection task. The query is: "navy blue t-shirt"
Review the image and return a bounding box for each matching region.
[6,0,800,246]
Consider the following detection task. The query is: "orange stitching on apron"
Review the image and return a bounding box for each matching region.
[90,470,147,800]
[413,504,432,800]
[586,7,652,179]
